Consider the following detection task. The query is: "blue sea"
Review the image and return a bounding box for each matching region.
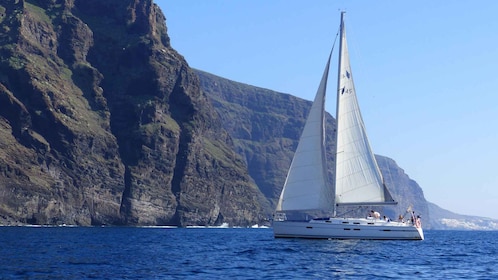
[0,227,496,279]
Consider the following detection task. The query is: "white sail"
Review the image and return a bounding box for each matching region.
[276,53,334,212]
[334,14,395,206]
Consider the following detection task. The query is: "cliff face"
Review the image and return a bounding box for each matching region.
[375,155,429,225]
[195,70,312,209]
[0,0,268,226]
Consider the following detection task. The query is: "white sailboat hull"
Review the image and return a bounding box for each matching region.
[273,218,424,240]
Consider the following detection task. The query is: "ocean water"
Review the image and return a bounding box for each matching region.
[0,227,496,279]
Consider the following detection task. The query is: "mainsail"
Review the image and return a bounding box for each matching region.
[334,13,395,206]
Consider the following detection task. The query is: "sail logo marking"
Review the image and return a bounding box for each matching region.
[341,87,352,95]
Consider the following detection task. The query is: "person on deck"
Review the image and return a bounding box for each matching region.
[370,210,380,219]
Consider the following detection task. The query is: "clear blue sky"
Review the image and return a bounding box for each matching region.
[156,0,498,219]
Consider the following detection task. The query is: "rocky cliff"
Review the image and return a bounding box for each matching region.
[0,0,268,226]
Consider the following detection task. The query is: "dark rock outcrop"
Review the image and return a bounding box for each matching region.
[0,0,268,226]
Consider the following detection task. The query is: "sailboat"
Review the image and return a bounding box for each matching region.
[273,12,424,240]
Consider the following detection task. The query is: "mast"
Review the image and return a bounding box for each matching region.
[332,11,346,216]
